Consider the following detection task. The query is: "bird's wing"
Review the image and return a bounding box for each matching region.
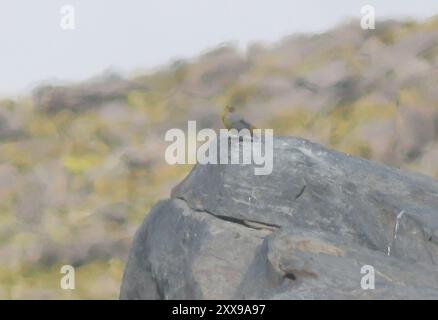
[227,113,254,130]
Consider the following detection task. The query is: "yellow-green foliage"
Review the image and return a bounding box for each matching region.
[399,87,431,107]
[267,108,314,135]
[223,84,258,107]
[0,143,33,170]
[0,259,124,299]
[127,90,169,122]
[329,100,396,145]
[62,154,103,174]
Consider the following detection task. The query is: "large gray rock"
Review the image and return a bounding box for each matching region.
[120,137,438,299]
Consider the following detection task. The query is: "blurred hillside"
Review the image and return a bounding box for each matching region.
[0,17,437,299]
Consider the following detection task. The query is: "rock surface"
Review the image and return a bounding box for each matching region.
[120,137,438,299]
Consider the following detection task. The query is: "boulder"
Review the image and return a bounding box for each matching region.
[120,136,438,299]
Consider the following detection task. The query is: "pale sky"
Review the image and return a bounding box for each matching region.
[1,0,437,97]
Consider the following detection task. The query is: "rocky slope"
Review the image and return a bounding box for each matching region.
[0,16,437,298]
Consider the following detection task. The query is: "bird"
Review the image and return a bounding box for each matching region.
[221,105,255,132]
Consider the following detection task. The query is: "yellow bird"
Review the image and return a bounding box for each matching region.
[221,105,255,132]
